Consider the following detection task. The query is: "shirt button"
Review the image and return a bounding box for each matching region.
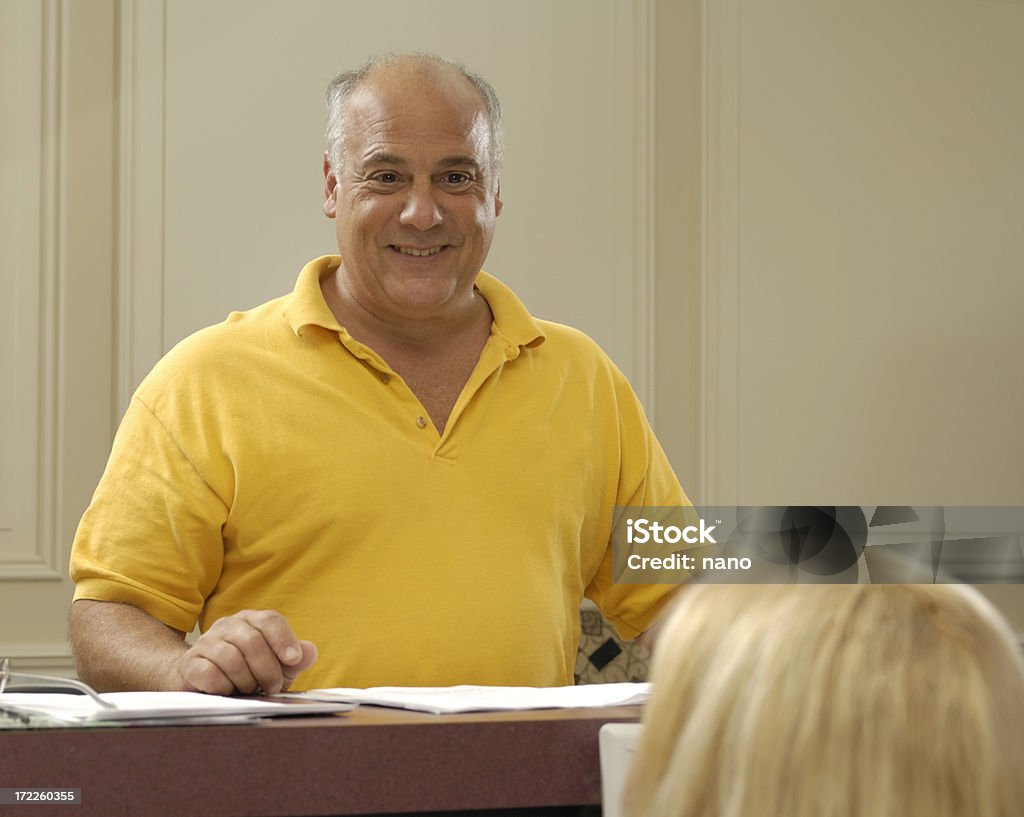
[380,373,390,384]
[416,416,428,429]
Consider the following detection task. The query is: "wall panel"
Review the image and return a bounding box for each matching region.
[701,0,1024,629]
[0,0,116,676]
[0,0,59,579]
[703,0,1024,505]
[117,0,656,411]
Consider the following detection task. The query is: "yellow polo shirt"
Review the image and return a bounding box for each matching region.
[71,256,689,689]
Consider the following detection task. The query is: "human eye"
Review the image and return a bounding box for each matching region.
[439,171,474,191]
[370,171,401,185]
[361,169,405,192]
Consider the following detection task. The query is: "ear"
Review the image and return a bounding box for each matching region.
[493,181,503,218]
[323,152,338,219]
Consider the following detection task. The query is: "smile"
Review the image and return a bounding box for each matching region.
[392,245,445,257]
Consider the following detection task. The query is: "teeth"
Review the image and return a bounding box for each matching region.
[395,246,443,257]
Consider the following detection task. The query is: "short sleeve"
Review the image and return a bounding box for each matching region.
[70,396,228,632]
[584,369,691,639]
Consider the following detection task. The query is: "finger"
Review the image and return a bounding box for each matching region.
[219,624,293,694]
[188,636,262,694]
[217,611,306,694]
[281,641,319,691]
[193,610,303,695]
[180,653,244,696]
[240,610,305,668]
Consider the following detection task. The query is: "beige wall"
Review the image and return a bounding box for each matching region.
[703,0,1024,507]
[699,0,1024,626]
[654,0,702,492]
[2,0,1022,674]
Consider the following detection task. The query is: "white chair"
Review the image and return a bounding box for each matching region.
[599,722,644,817]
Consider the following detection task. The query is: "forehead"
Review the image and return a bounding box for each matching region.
[343,70,491,165]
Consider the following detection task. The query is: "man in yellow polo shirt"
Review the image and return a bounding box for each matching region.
[69,53,690,694]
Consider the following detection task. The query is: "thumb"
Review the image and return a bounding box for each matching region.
[282,640,318,690]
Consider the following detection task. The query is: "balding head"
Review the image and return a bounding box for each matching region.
[325,54,503,180]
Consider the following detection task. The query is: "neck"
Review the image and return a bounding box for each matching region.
[320,268,492,352]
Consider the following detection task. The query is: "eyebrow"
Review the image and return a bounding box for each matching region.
[361,152,482,172]
[436,156,482,171]
[363,152,407,167]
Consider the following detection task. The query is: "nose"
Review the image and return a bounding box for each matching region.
[399,178,443,231]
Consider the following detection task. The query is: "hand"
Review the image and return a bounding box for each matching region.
[177,610,318,695]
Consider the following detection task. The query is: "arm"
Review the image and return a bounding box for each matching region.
[69,600,317,695]
[637,616,661,653]
[636,591,679,653]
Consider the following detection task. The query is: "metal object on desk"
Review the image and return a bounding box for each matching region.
[0,657,116,708]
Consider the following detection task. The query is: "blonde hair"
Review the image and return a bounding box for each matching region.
[623,583,1024,817]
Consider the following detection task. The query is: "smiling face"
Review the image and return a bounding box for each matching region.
[323,63,503,326]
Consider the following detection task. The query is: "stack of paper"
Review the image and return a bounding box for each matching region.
[0,690,352,727]
[297,682,650,715]
[1,683,648,726]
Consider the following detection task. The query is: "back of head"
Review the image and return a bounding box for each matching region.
[623,583,1024,817]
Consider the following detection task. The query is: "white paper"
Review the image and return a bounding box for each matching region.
[298,682,650,714]
[0,690,352,724]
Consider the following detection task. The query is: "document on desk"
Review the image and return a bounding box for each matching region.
[0,691,353,727]
[297,682,650,714]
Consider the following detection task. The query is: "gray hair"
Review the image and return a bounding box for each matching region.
[324,53,503,180]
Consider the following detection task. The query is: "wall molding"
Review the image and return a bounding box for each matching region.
[0,0,64,580]
[633,0,657,418]
[700,0,740,504]
[115,0,167,416]
[2,644,77,680]
[608,0,657,417]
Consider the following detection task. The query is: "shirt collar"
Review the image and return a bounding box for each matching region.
[474,271,546,350]
[282,255,546,349]
[282,255,345,337]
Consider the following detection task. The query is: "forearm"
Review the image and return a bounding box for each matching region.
[637,585,689,653]
[69,599,189,692]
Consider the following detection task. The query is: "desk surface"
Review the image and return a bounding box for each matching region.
[1,704,642,817]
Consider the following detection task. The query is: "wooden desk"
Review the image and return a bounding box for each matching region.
[1,705,642,816]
